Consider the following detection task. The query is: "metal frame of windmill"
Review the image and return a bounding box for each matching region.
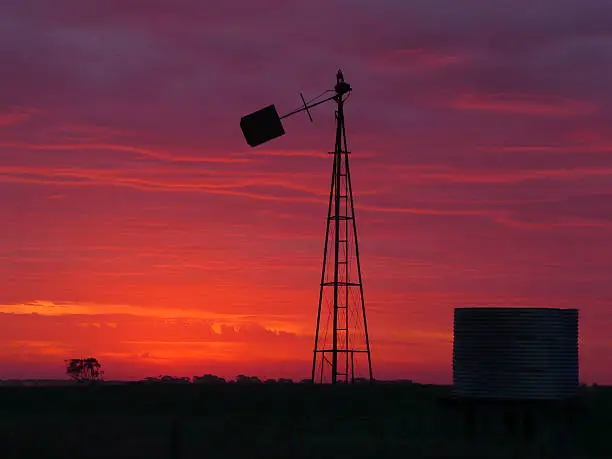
[240,70,373,384]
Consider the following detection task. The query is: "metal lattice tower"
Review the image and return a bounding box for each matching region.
[311,71,373,384]
[239,70,373,385]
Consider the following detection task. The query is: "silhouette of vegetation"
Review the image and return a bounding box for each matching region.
[193,374,226,384]
[235,374,262,384]
[143,375,190,384]
[64,357,103,382]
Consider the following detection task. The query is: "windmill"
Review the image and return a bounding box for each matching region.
[240,70,373,384]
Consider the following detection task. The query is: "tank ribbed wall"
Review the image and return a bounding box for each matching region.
[453,307,579,400]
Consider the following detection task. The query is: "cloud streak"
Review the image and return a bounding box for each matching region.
[452,93,598,116]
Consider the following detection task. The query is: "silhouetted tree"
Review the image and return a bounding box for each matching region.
[143,375,190,384]
[65,357,103,382]
[236,375,262,384]
[261,378,293,384]
[194,374,225,384]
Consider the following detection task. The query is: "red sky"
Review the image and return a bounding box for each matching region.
[2,0,612,384]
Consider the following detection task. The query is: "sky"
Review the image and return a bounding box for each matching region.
[2,0,612,384]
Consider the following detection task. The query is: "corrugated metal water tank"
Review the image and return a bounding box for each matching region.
[453,307,579,400]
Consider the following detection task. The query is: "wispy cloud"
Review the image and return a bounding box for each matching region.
[0,142,253,163]
[452,93,598,116]
[372,48,468,72]
[0,300,302,331]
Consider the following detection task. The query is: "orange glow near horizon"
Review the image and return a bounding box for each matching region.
[2,0,612,385]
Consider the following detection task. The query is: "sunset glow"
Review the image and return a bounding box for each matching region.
[2,0,612,384]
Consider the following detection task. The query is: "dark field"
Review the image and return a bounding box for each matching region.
[0,382,610,458]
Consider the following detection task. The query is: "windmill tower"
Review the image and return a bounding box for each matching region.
[240,70,373,384]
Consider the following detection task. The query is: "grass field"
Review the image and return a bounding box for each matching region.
[0,382,609,458]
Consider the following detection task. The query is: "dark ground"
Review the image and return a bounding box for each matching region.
[0,382,609,459]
